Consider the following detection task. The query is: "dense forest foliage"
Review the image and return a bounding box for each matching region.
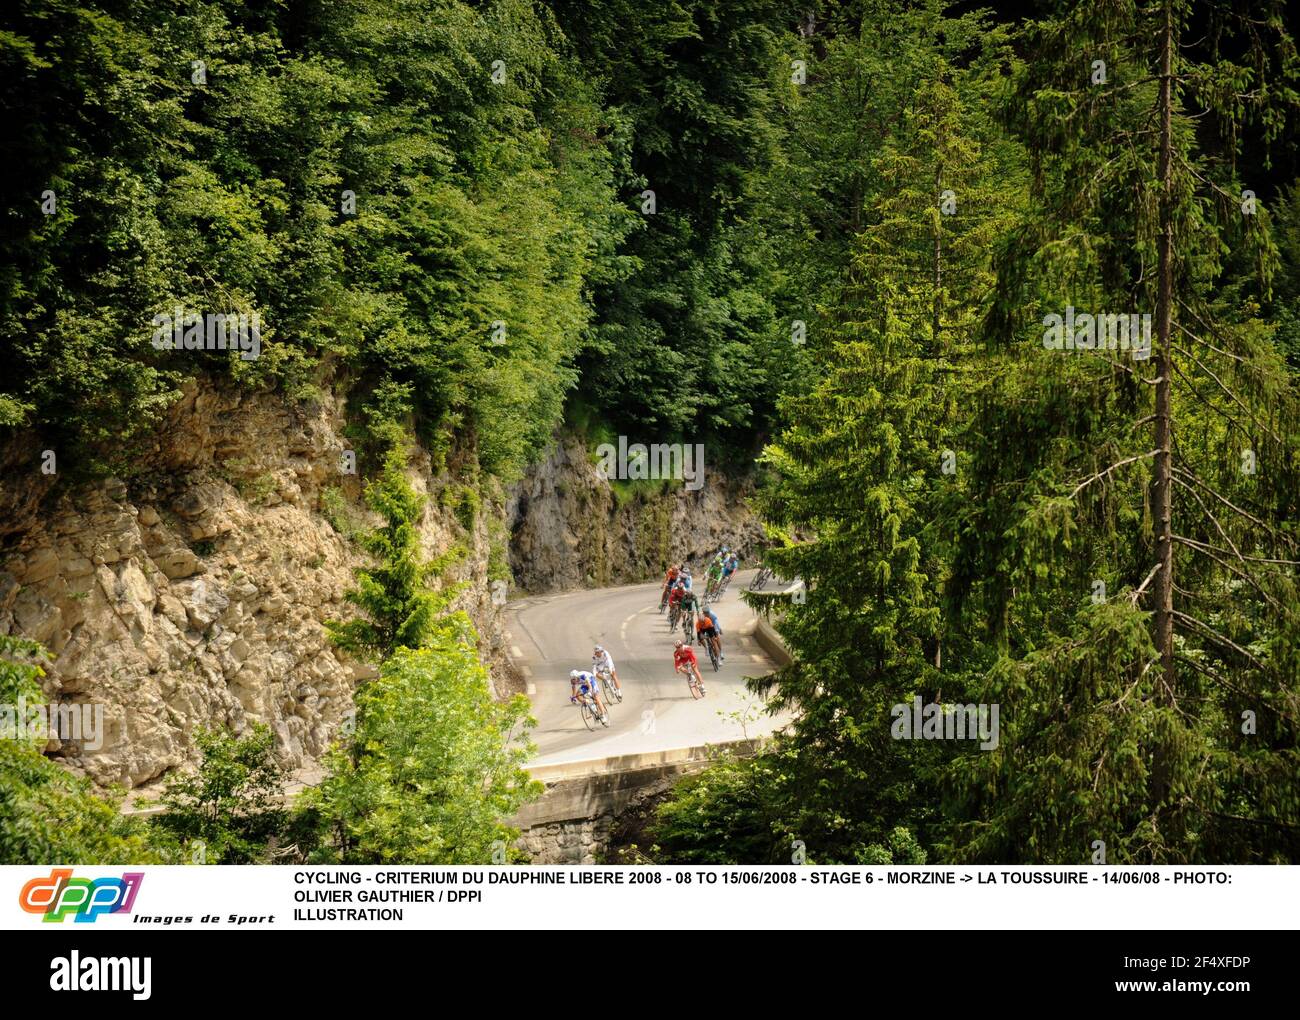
[3,0,1299,864]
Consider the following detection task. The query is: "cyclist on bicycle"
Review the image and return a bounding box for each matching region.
[660,563,681,609]
[592,645,621,695]
[720,551,740,588]
[679,586,699,639]
[570,668,607,718]
[695,606,723,662]
[704,557,724,598]
[673,639,704,695]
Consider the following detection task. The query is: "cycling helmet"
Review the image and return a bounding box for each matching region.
[593,645,604,655]
[674,639,684,648]
[570,670,581,680]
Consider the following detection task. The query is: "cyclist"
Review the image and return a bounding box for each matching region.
[695,605,723,662]
[659,563,681,610]
[704,556,724,600]
[570,668,607,719]
[719,551,740,594]
[673,639,704,696]
[592,645,621,695]
[679,586,700,640]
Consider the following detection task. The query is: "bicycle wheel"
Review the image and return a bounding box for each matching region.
[580,700,595,730]
[604,678,622,704]
[669,605,680,630]
[708,641,720,672]
[688,674,703,699]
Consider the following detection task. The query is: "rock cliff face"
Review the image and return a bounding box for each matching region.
[0,380,506,791]
[506,434,762,593]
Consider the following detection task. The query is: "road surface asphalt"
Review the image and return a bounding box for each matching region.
[504,569,793,767]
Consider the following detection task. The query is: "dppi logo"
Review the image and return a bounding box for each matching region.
[20,869,144,923]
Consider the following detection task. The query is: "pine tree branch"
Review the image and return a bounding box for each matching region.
[1130,562,1163,604]
[1173,311,1247,365]
[1171,609,1269,673]
[1172,467,1298,551]
[1195,807,1300,833]
[1172,535,1289,618]
[1175,653,1298,726]
[1174,472,1296,579]
[1171,341,1283,444]
[1068,450,1159,498]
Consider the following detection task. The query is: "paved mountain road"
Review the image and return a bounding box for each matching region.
[504,570,793,767]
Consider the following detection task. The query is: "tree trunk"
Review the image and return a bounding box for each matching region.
[933,162,943,353]
[1153,0,1176,698]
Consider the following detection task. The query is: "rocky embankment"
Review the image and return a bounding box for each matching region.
[0,380,507,791]
[506,433,762,593]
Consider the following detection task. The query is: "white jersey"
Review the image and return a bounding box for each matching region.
[592,650,615,675]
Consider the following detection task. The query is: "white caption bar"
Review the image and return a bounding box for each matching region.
[2,865,1291,930]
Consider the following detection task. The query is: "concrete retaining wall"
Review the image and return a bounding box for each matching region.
[512,739,766,863]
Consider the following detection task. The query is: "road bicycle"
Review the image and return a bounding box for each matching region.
[705,635,721,672]
[596,667,622,704]
[681,608,696,644]
[575,693,610,729]
[668,599,682,631]
[682,667,705,699]
[749,565,773,591]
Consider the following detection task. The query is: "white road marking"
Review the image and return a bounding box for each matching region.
[526,683,536,695]
[620,611,639,644]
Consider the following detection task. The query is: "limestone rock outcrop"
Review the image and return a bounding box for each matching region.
[0,381,506,790]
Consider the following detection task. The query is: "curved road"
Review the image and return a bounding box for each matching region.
[504,570,792,767]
